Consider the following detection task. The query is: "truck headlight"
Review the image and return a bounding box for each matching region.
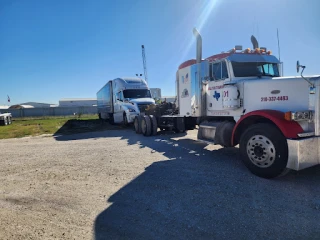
[285,111,314,121]
[128,108,136,112]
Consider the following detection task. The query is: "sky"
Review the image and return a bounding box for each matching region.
[0,0,319,105]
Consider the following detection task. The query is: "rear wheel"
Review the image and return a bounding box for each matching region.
[141,115,152,136]
[149,115,158,136]
[240,123,289,179]
[4,117,8,126]
[134,116,142,134]
[98,113,102,120]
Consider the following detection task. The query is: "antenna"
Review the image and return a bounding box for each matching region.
[277,28,281,62]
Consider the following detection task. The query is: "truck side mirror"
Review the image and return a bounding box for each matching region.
[296,60,300,73]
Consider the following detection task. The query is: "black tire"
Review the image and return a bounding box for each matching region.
[149,115,158,136]
[98,113,102,120]
[109,113,115,125]
[8,117,12,125]
[141,115,152,136]
[239,123,289,179]
[4,117,8,126]
[134,116,142,134]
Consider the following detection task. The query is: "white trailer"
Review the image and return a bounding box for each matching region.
[97,77,155,124]
[134,28,320,179]
[0,112,12,126]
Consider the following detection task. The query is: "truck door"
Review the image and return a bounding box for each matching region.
[113,91,124,123]
[207,60,230,115]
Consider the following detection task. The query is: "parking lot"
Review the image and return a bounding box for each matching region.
[0,128,320,239]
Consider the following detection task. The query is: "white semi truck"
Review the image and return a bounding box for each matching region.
[97,77,155,125]
[0,112,12,126]
[134,28,320,179]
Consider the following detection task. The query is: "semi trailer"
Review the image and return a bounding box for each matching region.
[97,77,155,125]
[133,28,320,179]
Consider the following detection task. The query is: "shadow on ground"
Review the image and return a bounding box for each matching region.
[61,129,320,240]
[53,119,128,137]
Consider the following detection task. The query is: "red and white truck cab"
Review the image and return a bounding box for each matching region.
[175,28,320,178]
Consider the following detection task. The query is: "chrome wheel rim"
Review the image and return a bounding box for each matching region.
[247,135,276,168]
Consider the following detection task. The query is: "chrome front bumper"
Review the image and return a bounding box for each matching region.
[287,137,320,171]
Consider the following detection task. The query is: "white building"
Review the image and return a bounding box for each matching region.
[0,105,9,109]
[19,102,54,108]
[59,98,97,107]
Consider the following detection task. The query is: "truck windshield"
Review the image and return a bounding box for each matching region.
[123,89,151,99]
[232,62,280,77]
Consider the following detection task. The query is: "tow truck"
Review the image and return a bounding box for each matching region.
[133,28,320,179]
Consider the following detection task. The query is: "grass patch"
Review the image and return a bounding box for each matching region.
[0,115,124,139]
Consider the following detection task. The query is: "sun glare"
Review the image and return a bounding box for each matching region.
[179,0,220,64]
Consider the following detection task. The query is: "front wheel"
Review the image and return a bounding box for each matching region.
[239,123,289,179]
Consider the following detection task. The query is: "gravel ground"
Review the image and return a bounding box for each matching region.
[0,129,320,240]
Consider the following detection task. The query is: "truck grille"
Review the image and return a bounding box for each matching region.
[138,104,149,113]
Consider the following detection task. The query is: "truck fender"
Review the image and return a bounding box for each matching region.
[231,110,303,146]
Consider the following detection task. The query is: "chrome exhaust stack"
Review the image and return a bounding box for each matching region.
[193,28,202,63]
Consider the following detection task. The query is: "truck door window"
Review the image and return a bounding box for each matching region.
[221,61,228,79]
[262,63,278,76]
[211,61,228,81]
[116,92,123,101]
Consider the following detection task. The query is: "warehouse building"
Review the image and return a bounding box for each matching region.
[59,98,97,107]
[19,102,54,108]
